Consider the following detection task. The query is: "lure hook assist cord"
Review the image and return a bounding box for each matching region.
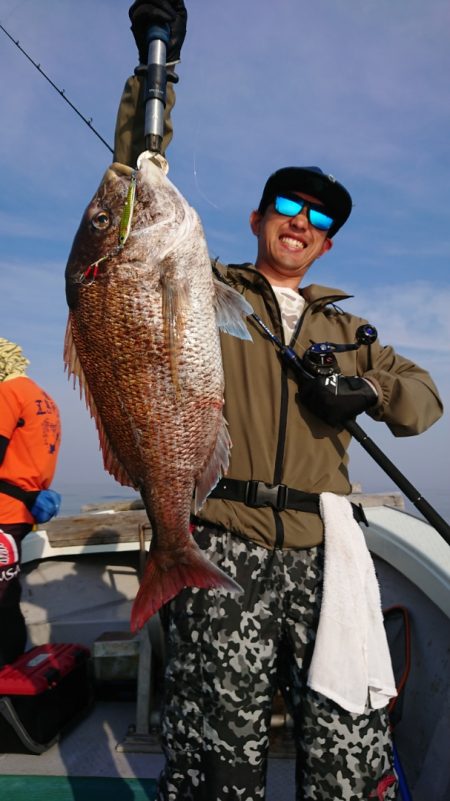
[0,21,114,154]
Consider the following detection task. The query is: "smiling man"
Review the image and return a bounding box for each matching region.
[250,166,345,288]
[113,2,444,799]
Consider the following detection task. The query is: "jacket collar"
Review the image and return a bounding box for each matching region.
[223,263,353,309]
[300,283,353,307]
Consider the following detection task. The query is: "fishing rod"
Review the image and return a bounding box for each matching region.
[0,21,113,154]
[251,312,450,545]
[143,24,170,155]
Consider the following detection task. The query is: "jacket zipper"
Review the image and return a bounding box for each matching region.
[225,266,348,549]
[261,279,293,549]
[271,293,337,548]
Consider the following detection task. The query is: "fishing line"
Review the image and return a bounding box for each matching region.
[188,50,220,210]
[193,146,220,210]
[0,21,113,154]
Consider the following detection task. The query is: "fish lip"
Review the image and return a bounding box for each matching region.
[111,162,135,177]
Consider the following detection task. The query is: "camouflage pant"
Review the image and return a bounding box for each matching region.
[157,525,397,801]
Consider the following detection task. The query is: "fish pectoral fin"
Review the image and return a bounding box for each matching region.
[63,315,135,488]
[213,278,254,341]
[161,274,190,392]
[194,415,232,513]
[130,540,242,631]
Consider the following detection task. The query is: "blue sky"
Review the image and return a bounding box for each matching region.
[0,0,449,517]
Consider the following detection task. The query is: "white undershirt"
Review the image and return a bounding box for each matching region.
[272,286,305,343]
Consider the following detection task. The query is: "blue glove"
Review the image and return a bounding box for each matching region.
[299,374,377,427]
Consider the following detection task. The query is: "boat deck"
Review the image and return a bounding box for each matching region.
[0,698,296,799]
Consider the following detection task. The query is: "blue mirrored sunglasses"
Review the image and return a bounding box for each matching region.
[274,195,334,231]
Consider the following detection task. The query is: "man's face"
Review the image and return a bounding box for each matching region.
[250,191,333,288]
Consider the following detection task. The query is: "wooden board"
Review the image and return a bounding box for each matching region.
[40,510,151,548]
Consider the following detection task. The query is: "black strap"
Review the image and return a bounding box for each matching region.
[209,478,368,526]
[0,480,39,511]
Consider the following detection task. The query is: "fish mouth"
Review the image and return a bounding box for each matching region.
[99,162,135,194]
[110,162,135,177]
[97,163,137,207]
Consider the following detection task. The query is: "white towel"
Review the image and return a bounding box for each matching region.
[307,492,397,714]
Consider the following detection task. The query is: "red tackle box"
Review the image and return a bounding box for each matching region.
[0,643,94,754]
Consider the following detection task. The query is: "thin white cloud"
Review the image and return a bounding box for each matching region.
[343,282,450,353]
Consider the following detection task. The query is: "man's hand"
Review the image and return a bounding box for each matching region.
[299,374,378,427]
[129,0,187,64]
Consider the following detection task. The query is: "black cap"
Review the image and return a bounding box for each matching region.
[257,166,352,237]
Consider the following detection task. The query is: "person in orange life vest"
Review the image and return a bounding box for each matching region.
[0,339,61,668]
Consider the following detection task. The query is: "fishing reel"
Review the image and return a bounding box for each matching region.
[302,324,378,378]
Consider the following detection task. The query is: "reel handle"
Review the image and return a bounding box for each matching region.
[302,323,378,377]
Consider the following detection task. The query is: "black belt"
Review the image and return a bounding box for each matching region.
[0,479,38,509]
[208,478,368,526]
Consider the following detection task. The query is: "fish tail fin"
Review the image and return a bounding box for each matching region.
[213,278,253,341]
[130,542,242,632]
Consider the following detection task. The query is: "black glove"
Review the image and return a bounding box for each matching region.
[129,0,187,64]
[299,374,378,427]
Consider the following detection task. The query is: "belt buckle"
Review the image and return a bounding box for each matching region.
[245,481,288,511]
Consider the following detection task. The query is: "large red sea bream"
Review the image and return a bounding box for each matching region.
[64,157,252,631]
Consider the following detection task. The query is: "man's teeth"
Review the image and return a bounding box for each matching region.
[281,236,305,249]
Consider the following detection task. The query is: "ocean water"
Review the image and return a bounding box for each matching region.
[55,481,141,517]
[54,480,450,527]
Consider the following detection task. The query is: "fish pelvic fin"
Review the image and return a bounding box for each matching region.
[130,541,242,632]
[213,278,254,341]
[161,274,190,395]
[63,315,135,488]
[194,414,231,513]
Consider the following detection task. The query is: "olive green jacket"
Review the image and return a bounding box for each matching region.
[197,264,443,548]
[114,74,443,549]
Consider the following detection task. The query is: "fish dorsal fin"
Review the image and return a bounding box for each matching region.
[63,315,135,488]
[194,414,232,513]
[213,278,253,341]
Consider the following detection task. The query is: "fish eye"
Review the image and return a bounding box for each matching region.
[91,210,111,230]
